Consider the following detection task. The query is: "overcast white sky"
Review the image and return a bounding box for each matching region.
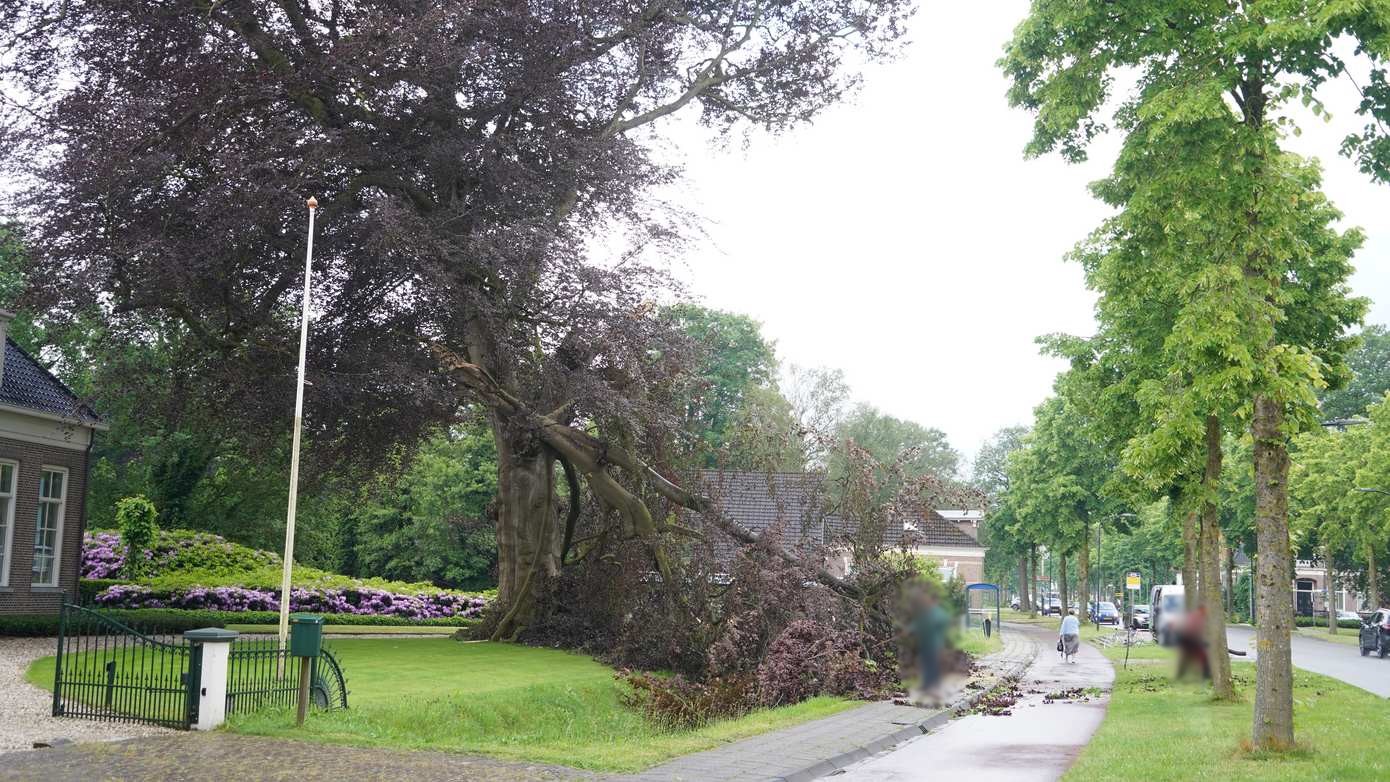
[661,1,1390,469]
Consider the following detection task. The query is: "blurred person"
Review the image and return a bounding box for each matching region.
[1175,604,1210,680]
[910,589,950,699]
[1059,609,1081,663]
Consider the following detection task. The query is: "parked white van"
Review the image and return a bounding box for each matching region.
[1149,584,1185,646]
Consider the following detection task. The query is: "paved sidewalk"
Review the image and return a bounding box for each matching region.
[835,624,1114,782]
[622,629,1038,782]
[0,734,593,782]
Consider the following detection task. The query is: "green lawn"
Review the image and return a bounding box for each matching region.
[224,638,857,772]
[1292,626,1361,646]
[1066,645,1390,781]
[224,624,459,636]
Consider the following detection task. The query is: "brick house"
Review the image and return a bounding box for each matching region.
[0,312,103,616]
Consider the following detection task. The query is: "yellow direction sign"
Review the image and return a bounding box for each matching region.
[1126,572,1141,591]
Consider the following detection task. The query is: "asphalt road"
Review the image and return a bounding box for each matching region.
[1226,625,1390,697]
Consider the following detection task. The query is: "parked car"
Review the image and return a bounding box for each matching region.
[1360,609,1390,658]
[1150,584,1186,646]
[1130,604,1151,630]
[1010,598,1021,611]
[1337,610,1362,623]
[1089,601,1120,625]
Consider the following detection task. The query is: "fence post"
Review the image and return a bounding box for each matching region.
[51,598,67,717]
[184,628,239,730]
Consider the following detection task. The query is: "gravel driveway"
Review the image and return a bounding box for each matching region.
[0,637,172,754]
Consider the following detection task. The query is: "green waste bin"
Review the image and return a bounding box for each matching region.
[289,613,324,658]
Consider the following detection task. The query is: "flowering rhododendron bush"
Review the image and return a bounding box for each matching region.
[94,583,487,620]
[83,530,489,620]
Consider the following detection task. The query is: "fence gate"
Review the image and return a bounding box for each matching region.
[52,602,196,730]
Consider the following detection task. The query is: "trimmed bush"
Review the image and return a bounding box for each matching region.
[78,578,130,604]
[0,607,482,637]
[115,495,159,579]
[1294,615,1363,629]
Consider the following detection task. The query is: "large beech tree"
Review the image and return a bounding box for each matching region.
[1002,0,1382,747]
[0,0,912,639]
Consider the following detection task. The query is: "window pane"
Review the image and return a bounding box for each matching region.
[0,464,12,495]
[40,470,63,500]
[32,502,56,585]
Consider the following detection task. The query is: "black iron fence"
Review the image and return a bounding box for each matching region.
[52,602,196,729]
[52,602,347,730]
[226,637,348,714]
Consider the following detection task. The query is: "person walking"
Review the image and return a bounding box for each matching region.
[1059,609,1081,664]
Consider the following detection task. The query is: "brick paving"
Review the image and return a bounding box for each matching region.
[0,734,595,782]
[619,629,1038,782]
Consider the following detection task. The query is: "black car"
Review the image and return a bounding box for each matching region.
[1359,609,1390,658]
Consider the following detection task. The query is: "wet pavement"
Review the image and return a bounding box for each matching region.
[1226,624,1390,697]
[835,624,1114,782]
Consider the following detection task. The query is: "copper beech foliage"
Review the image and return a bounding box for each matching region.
[0,1,912,634]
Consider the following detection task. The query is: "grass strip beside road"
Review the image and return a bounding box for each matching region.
[1291,626,1362,647]
[1066,645,1389,781]
[225,638,858,772]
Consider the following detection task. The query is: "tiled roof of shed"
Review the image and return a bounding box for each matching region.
[0,339,101,425]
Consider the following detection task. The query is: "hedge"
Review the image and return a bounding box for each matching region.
[0,608,481,637]
[1284,619,1362,630]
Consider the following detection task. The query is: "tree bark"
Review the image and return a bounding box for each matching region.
[1030,545,1040,614]
[1200,415,1234,699]
[1018,555,1030,612]
[1223,534,1234,619]
[1077,525,1090,621]
[1368,543,1380,611]
[1252,394,1295,750]
[491,423,562,641]
[1325,546,1336,634]
[1059,554,1069,617]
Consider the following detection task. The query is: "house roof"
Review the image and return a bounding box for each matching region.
[0,338,102,426]
[696,470,842,553]
[902,509,984,548]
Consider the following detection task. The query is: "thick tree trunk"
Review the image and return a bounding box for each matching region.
[1200,415,1234,699]
[1030,545,1040,614]
[1325,547,1336,634]
[1059,554,1069,617]
[491,423,562,641]
[1252,395,1294,750]
[1368,544,1380,610]
[1018,555,1030,612]
[1077,526,1090,622]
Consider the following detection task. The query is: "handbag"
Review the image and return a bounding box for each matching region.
[1057,638,1064,653]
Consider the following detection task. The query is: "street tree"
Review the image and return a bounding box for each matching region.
[1002,2,1379,745]
[0,0,913,639]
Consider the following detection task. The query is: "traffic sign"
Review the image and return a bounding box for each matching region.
[1126,572,1141,591]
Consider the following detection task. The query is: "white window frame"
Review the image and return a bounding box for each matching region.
[0,461,15,587]
[31,466,67,588]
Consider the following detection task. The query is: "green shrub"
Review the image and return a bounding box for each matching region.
[1293,615,1362,629]
[79,578,130,604]
[0,607,482,637]
[116,495,159,579]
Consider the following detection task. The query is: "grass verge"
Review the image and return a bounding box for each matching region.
[1067,646,1390,781]
[224,624,459,635]
[221,638,857,772]
[957,628,1004,657]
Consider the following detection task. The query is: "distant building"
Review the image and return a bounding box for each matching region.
[0,312,105,616]
[695,470,988,583]
[1234,551,1368,615]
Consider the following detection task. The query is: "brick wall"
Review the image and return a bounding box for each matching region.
[0,437,90,615]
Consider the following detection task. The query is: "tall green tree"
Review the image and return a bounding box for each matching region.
[831,404,960,482]
[1320,326,1390,420]
[1003,2,1378,745]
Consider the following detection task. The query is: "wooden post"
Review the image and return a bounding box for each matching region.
[296,656,311,727]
